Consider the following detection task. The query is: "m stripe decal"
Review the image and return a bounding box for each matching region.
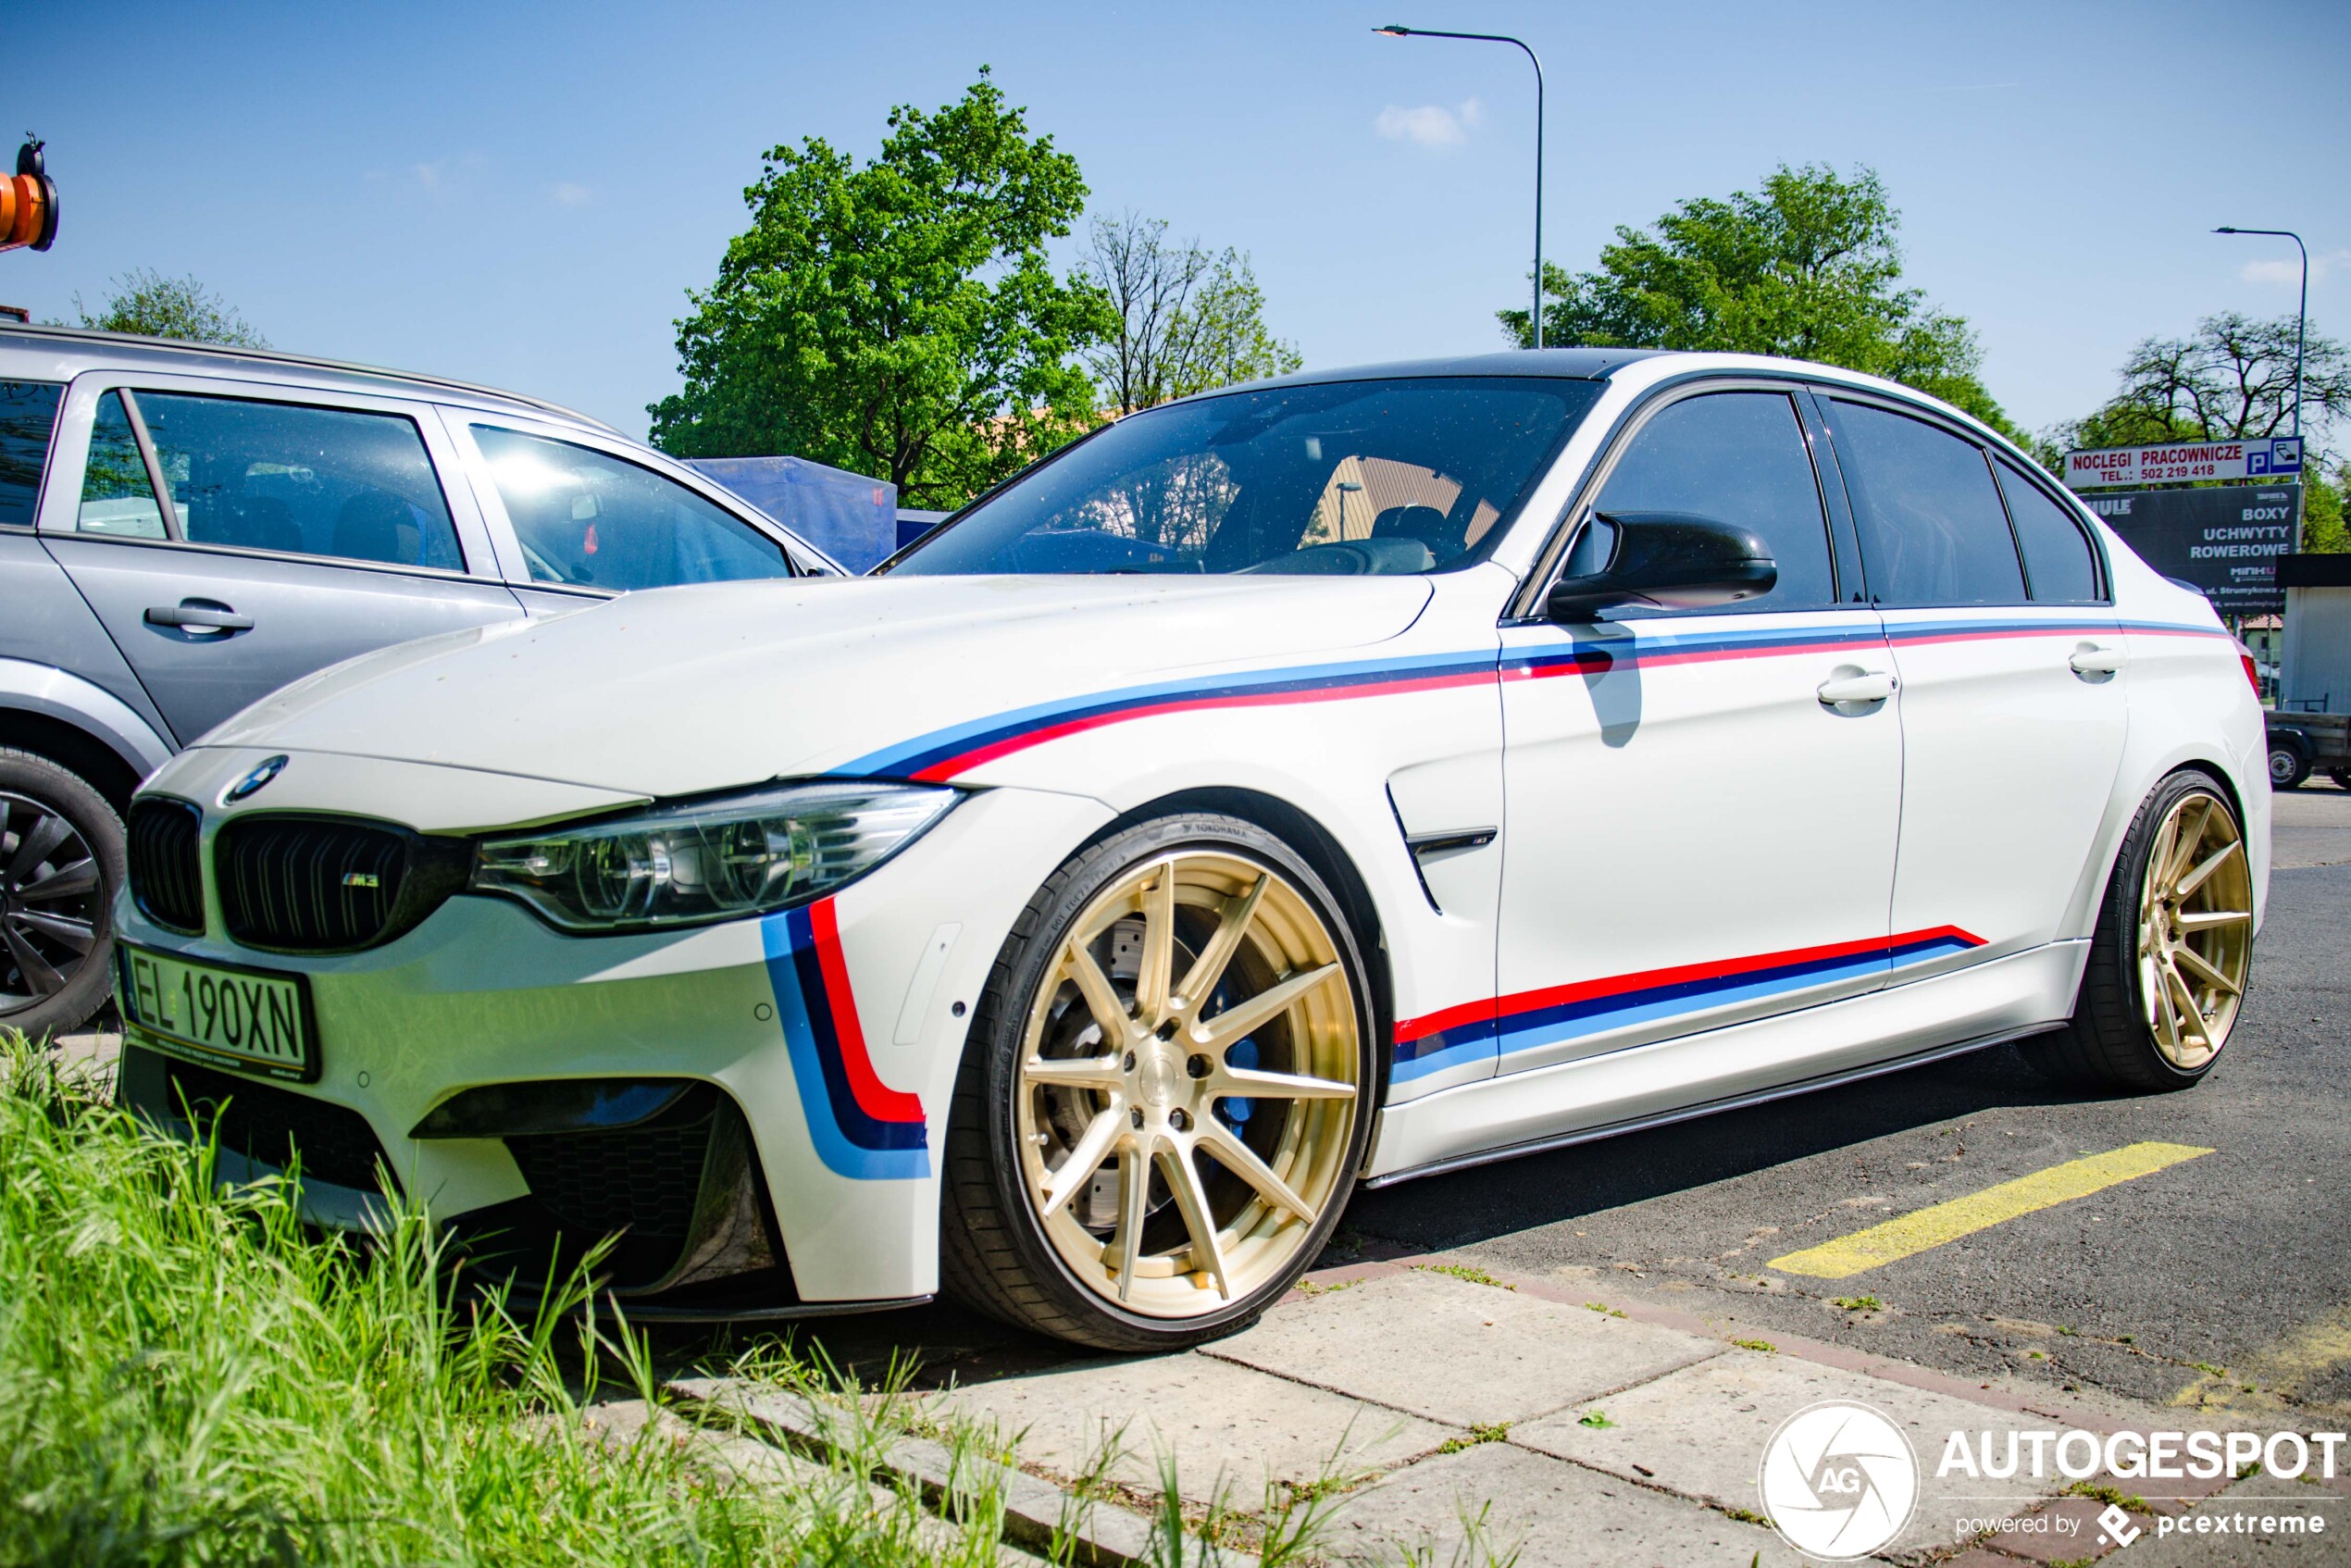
[826,616,2224,785]
[1393,926,1986,1082]
[760,897,929,1179]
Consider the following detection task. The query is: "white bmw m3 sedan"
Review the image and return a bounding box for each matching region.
[112,350,2267,1350]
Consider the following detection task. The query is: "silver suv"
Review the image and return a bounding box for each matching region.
[0,325,834,1039]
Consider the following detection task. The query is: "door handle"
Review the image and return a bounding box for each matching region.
[1817,670,1897,706]
[2069,644,2124,676]
[145,602,255,632]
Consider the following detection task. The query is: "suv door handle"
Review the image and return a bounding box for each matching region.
[2069,644,2124,676]
[145,601,255,633]
[1817,670,1897,706]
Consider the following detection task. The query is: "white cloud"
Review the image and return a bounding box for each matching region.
[2238,249,2346,287]
[1375,96,1484,149]
[552,181,595,206]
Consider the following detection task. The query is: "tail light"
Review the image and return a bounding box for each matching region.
[2241,653,2261,695]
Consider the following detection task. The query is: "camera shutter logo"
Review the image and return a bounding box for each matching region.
[1757,1400,1919,1560]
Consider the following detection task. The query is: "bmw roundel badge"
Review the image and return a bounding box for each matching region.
[225,754,290,803]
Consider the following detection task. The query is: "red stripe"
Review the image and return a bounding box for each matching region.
[806,898,925,1125]
[912,667,1496,782]
[1394,995,1498,1044]
[1393,925,1987,1044]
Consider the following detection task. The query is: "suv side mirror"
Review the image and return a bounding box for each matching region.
[1546,510,1778,622]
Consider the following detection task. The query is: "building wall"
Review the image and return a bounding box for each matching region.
[2282,586,2351,713]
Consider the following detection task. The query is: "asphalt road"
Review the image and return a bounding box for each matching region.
[1351,782,2351,1417]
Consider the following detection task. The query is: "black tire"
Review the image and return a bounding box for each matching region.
[0,748,124,1042]
[2022,768,2246,1093]
[2269,736,2311,790]
[2331,769,2351,793]
[939,812,1376,1352]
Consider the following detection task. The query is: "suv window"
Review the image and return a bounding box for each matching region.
[1588,390,1837,610]
[133,392,464,569]
[1829,400,2025,606]
[0,380,62,529]
[472,426,790,591]
[77,391,168,539]
[1995,458,2103,604]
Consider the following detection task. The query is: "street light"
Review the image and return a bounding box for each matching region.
[1375,24,1545,349]
[2213,226,2307,441]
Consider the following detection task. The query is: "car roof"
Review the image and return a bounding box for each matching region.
[1225,347,1666,397]
[0,322,617,433]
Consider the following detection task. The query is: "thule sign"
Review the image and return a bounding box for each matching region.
[2063,436,2303,490]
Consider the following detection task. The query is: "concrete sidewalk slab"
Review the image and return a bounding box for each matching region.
[1202,1268,1726,1428]
[931,1350,1458,1505]
[1324,1439,1798,1567]
[1513,1347,2065,1559]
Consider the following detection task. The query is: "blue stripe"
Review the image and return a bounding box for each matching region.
[759,913,930,1180]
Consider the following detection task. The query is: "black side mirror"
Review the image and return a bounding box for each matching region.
[1546,510,1778,622]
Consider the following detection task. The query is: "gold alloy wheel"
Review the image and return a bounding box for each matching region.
[2138,790,2254,1070]
[1014,851,1361,1319]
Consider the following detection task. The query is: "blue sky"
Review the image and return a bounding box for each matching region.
[13,1,2346,449]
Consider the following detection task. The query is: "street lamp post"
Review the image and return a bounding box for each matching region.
[1375,24,1545,349]
[2213,226,2308,441]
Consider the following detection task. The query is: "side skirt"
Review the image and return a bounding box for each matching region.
[1363,940,2084,1186]
[1362,1022,2061,1189]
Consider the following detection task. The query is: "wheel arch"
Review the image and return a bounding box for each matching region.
[0,657,175,812]
[2066,746,2255,945]
[1088,785,1397,1104]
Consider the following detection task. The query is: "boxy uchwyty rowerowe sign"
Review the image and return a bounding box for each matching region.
[2077,485,2299,616]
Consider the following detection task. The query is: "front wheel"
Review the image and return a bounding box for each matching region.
[940,814,1374,1351]
[2023,770,2254,1091]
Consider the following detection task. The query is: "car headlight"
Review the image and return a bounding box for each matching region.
[469,781,960,932]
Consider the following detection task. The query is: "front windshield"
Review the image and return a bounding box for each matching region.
[887,376,1603,577]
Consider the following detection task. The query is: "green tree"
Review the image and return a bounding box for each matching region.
[650,69,1113,509]
[2050,314,2351,551]
[69,268,266,347]
[1499,164,2017,436]
[1078,210,1300,413]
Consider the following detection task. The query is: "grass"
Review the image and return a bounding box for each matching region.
[1575,1409,1614,1429]
[1412,1263,1514,1291]
[1732,1339,1775,1353]
[1582,1301,1625,1318]
[1830,1295,1882,1313]
[1434,1422,1511,1455]
[2065,1481,2150,1512]
[0,1034,1361,1568]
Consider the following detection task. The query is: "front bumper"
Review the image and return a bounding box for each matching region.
[113,778,1112,1306]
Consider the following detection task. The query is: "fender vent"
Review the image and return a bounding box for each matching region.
[127,798,205,934]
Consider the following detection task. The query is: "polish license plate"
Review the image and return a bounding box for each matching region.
[117,946,317,1083]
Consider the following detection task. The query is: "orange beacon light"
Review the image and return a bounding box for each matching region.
[1,140,59,255]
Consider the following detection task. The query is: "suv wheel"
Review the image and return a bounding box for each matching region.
[2023,770,2252,1091]
[0,749,124,1041]
[940,813,1375,1351]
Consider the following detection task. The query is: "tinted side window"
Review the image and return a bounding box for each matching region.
[1995,459,2102,604]
[1592,391,1837,609]
[472,426,788,591]
[77,392,168,539]
[1830,400,2025,606]
[0,380,62,528]
[135,392,464,569]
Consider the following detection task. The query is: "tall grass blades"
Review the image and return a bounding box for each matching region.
[0,1034,963,1567]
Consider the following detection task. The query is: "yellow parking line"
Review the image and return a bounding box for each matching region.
[1768,1141,2214,1280]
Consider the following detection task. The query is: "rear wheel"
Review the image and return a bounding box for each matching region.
[0,749,123,1041]
[2023,770,2253,1091]
[2331,769,2351,793]
[940,814,1373,1351]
